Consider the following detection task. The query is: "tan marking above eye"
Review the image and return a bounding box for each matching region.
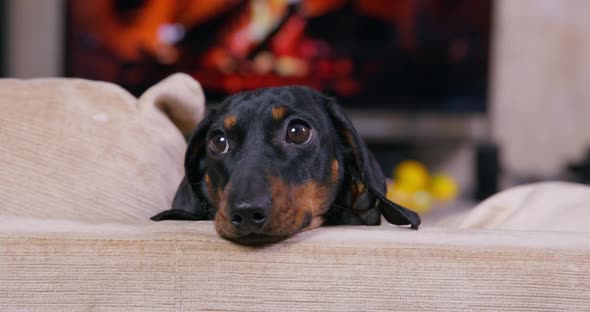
[223,115,237,129]
[271,106,288,120]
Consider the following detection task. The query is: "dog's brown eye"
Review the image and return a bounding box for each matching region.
[209,132,229,155]
[286,121,312,144]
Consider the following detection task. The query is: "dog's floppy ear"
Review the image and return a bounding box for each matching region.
[151,112,215,221]
[323,97,421,229]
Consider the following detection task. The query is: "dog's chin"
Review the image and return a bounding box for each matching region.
[222,233,290,246]
[215,221,296,246]
[216,216,326,246]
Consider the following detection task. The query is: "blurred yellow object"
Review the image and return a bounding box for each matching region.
[393,160,430,192]
[429,174,459,201]
[411,190,433,214]
[386,181,411,204]
[386,181,432,214]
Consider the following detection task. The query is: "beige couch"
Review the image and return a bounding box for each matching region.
[1,75,588,311]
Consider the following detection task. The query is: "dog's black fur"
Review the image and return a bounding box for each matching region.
[152,86,420,244]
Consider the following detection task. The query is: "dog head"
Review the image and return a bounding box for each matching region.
[152,86,420,244]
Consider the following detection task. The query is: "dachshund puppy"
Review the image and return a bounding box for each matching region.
[152,86,420,244]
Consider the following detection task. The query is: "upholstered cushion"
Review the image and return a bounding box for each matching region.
[460,181,590,232]
[0,73,204,222]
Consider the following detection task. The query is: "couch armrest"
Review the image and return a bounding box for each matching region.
[1,219,588,311]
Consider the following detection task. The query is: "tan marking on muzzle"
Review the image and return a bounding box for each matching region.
[265,176,334,236]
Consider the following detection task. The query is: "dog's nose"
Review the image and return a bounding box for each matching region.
[230,201,270,232]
